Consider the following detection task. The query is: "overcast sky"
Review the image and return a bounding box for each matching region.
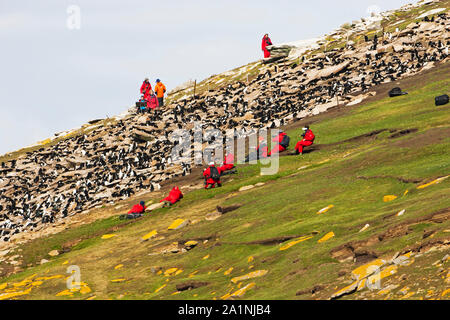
[0,0,414,155]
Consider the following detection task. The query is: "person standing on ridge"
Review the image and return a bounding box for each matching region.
[154,79,166,107]
[262,34,272,58]
[140,78,152,98]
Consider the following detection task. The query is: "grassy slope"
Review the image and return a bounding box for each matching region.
[1,62,449,300]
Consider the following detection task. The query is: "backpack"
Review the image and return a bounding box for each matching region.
[280,134,290,148]
[209,166,220,180]
[389,87,407,97]
[435,94,449,106]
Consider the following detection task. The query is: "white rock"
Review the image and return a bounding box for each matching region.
[48,250,59,257]
[145,202,164,212]
[239,185,255,192]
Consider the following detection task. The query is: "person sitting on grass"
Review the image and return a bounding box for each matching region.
[160,186,183,207]
[294,125,315,155]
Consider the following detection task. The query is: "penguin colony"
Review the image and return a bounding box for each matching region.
[0,13,449,242]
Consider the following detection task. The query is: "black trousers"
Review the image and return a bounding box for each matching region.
[157,97,164,107]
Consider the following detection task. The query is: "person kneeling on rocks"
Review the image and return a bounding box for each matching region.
[160,186,183,207]
[294,125,315,155]
[203,161,222,189]
[119,201,146,219]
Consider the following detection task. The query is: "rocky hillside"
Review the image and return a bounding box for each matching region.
[0,0,449,251]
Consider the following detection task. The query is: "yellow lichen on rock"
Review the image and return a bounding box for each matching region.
[224,267,233,275]
[230,282,256,298]
[279,235,313,250]
[141,230,158,241]
[164,268,178,276]
[383,195,397,202]
[184,240,198,246]
[330,281,358,299]
[417,176,449,189]
[231,270,268,284]
[0,289,31,300]
[79,286,92,294]
[101,234,117,239]
[154,284,166,293]
[318,232,335,243]
[175,269,183,276]
[56,289,73,297]
[351,259,385,280]
[168,219,189,230]
[317,204,334,214]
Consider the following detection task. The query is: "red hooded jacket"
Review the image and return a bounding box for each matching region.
[146,94,159,109]
[303,129,315,142]
[219,153,235,171]
[140,81,152,95]
[272,132,287,144]
[160,187,183,204]
[262,36,272,50]
[262,35,272,58]
[128,204,146,214]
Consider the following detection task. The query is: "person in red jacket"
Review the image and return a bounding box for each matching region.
[145,90,159,111]
[160,186,183,207]
[218,153,235,172]
[262,34,272,58]
[140,78,152,97]
[203,161,222,189]
[119,200,146,219]
[294,126,315,155]
[268,131,290,156]
[128,201,146,214]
